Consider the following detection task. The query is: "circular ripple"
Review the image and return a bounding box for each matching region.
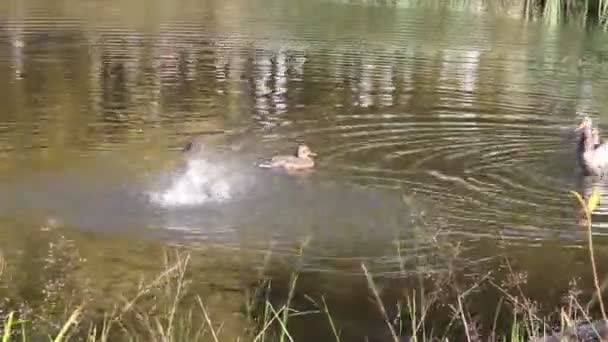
[277,106,586,244]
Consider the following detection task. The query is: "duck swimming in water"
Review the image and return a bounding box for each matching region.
[258,144,317,170]
[576,117,608,177]
[182,137,205,156]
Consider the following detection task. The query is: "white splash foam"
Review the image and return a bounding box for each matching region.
[148,158,242,207]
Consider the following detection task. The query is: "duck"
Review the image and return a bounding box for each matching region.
[576,117,608,177]
[182,136,205,156]
[258,144,317,170]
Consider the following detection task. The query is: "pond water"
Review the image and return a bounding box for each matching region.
[1,0,608,340]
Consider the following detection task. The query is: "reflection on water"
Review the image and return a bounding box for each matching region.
[1,0,608,339]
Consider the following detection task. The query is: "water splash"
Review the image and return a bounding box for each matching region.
[148,158,248,207]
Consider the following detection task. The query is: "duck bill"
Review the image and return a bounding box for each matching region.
[309,152,318,157]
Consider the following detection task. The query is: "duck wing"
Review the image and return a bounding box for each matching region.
[259,155,298,168]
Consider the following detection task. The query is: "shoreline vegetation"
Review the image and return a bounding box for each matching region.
[496,0,608,26]
[0,191,606,341]
[522,0,608,27]
[358,0,608,28]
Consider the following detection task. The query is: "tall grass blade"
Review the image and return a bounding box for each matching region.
[20,321,25,342]
[0,253,5,280]
[280,238,308,342]
[280,272,299,342]
[197,296,220,342]
[588,187,600,212]
[253,303,284,342]
[361,263,399,342]
[269,305,294,342]
[321,296,341,342]
[261,281,272,342]
[456,294,472,342]
[53,308,81,342]
[510,313,520,342]
[3,312,14,342]
[571,190,607,321]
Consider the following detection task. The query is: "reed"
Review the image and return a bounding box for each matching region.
[462,0,608,27]
[0,253,4,280]
[543,0,563,24]
[362,263,400,342]
[571,190,607,321]
[2,188,608,341]
[527,0,608,26]
[600,0,608,26]
[0,250,263,342]
[0,247,605,341]
[321,296,341,342]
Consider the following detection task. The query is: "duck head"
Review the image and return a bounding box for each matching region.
[182,137,205,155]
[576,116,592,131]
[296,144,317,158]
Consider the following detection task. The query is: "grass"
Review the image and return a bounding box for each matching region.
[571,189,606,321]
[349,189,607,342]
[1,190,607,341]
[0,247,258,341]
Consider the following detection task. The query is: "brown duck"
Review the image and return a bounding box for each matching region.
[258,144,317,170]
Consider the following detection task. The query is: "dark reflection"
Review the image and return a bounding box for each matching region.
[101,60,128,113]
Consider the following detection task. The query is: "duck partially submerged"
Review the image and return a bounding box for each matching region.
[182,136,205,156]
[576,117,608,177]
[258,144,317,170]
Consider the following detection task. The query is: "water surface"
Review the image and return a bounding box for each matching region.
[1,0,608,339]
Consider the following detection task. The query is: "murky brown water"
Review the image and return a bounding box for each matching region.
[2,0,608,340]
